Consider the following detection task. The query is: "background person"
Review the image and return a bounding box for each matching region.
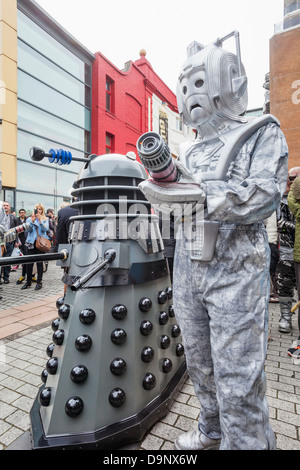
[1,201,18,284]
[46,208,57,251]
[56,202,78,245]
[265,211,280,303]
[22,203,50,291]
[287,174,300,356]
[16,208,28,284]
[56,201,79,295]
[276,167,300,333]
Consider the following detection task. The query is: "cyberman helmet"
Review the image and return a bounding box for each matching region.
[176,31,248,130]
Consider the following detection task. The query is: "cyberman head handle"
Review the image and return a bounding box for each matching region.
[176,31,248,132]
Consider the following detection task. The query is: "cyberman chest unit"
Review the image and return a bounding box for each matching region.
[23,148,186,450]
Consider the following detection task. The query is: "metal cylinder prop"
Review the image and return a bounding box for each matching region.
[28,149,186,450]
[137,132,179,182]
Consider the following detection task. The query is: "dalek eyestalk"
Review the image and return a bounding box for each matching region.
[29,146,90,165]
[137,132,179,182]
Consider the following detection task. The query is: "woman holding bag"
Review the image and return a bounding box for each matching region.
[21,203,50,291]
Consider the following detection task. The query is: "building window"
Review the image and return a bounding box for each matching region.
[2,189,15,212]
[284,12,300,29]
[16,9,93,212]
[176,117,183,132]
[105,133,114,153]
[106,76,114,113]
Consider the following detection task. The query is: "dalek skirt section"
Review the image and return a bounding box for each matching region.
[30,153,186,450]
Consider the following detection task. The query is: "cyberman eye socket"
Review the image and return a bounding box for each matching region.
[182,86,187,95]
[195,79,204,88]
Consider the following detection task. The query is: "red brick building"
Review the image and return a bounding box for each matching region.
[270,2,300,170]
[91,50,180,162]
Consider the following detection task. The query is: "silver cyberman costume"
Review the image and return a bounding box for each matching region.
[139,32,288,450]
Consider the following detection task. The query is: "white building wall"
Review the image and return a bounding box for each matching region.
[152,94,195,158]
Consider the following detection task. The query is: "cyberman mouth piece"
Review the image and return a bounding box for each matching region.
[190,104,202,112]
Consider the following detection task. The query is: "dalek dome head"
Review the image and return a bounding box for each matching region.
[77,153,148,186]
[71,153,150,217]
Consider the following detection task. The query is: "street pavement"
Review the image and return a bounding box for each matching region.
[0,261,300,451]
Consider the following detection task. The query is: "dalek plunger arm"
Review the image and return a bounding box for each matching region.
[71,248,116,292]
[0,249,69,267]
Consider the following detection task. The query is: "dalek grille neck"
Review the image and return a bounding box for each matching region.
[71,175,151,218]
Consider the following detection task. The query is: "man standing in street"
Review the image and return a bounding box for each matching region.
[56,202,78,294]
[16,208,27,285]
[1,201,18,284]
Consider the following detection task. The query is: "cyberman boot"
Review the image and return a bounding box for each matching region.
[174,429,221,450]
[278,297,293,334]
[269,274,279,302]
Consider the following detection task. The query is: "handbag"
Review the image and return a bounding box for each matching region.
[35,226,51,253]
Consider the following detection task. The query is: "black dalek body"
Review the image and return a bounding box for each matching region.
[21,149,187,450]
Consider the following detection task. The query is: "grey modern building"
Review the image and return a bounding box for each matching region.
[1,0,95,214]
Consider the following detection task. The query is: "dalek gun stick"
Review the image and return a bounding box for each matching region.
[0,249,69,267]
[137,132,179,183]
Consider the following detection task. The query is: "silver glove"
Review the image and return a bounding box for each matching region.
[3,228,17,243]
[2,222,31,243]
[139,159,206,215]
[0,224,6,240]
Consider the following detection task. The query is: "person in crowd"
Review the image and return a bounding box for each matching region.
[159,212,176,284]
[265,211,280,302]
[46,208,55,229]
[46,208,56,247]
[0,201,18,284]
[16,208,28,284]
[276,167,300,333]
[44,208,56,269]
[56,202,78,245]
[21,203,50,291]
[56,201,79,295]
[287,174,300,357]
[0,201,6,300]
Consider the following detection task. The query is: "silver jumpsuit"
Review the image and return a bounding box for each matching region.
[173,122,288,450]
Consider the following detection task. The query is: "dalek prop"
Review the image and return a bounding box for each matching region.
[0,147,186,450]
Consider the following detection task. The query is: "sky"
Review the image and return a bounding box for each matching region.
[34,0,284,109]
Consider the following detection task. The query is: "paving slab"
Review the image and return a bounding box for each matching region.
[0,262,299,451]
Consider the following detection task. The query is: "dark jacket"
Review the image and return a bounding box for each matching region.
[288,179,300,263]
[16,216,27,246]
[278,194,295,249]
[159,213,175,259]
[56,206,79,245]
[3,214,18,252]
[7,214,18,229]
